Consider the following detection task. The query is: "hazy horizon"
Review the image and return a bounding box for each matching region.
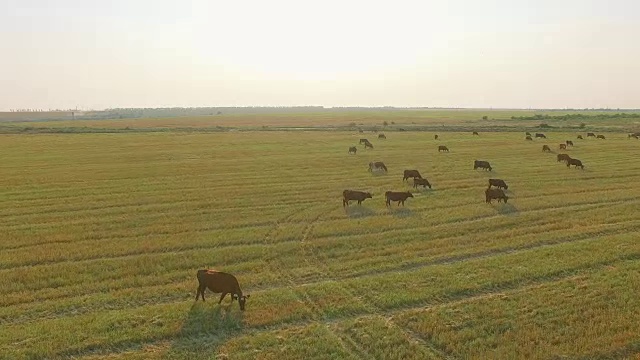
[2,0,639,111]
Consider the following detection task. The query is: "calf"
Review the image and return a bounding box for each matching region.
[348,146,357,154]
[196,270,250,310]
[403,169,422,181]
[434,134,439,140]
[385,191,414,206]
[542,145,551,152]
[577,135,583,139]
[369,161,388,172]
[343,190,372,206]
[557,153,571,163]
[526,135,533,141]
[485,188,509,203]
[566,140,574,146]
[488,178,508,190]
[567,158,584,169]
[597,134,606,139]
[535,133,546,139]
[413,178,432,189]
[438,145,449,152]
[559,143,567,150]
[474,160,492,171]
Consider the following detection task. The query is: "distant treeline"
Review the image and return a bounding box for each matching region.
[511,113,640,120]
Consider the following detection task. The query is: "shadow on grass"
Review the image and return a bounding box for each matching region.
[345,205,376,218]
[493,202,519,215]
[387,207,415,218]
[167,301,245,358]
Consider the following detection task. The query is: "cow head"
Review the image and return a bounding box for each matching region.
[407,192,414,198]
[233,294,250,311]
[366,192,373,199]
[503,196,509,203]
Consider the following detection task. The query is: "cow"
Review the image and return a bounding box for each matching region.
[434,134,439,140]
[597,134,606,139]
[629,132,640,139]
[587,132,596,138]
[378,133,386,139]
[358,129,364,133]
[567,158,584,169]
[559,143,567,150]
[542,145,551,152]
[473,131,479,135]
[557,153,571,163]
[577,135,584,139]
[488,178,508,190]
[364,142,374,149]
[369,161,388,172]
[348,146,357,154]
[526,132,531,136]
[359,138,369,145]
[566,140,574,146]
[474,160,492,171]
[403,170,422,181]
[526,135,533,141]
[438,145,449,152]
[535,133,546,139]
[485,188,509,203]
[195,270,250,310]
[385,191,413,206]
[413,178,432,189]
[343,190,372,207]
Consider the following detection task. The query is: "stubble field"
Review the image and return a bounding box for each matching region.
[1,127,640,359]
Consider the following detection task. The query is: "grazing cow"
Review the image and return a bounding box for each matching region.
[557,153,571,163]
[526,132,531,136]
[474,160,492,171]
[597,134,606,139]
[535,133,547,139]
[542,145,551,152]
[378,133,386,139]
[577,135,583,139]
[566,140,574,146]
[587,132,596,138]
[413,178,432,189]
[343,190,372,207]
[368,161,388,172]
[473,131,479,135]
[364,142,374,149]
[526,135,533,141]
[629,132,640,139]
[403,170,422,181]
[438,145,449,152]
[485,188,509,203]
[195,270,250,310]
[385,191,413,206]
[434,134,439,140]
[488,178,508,190]
[559,143,567,150]
[567,158,584,169]
[348,146,357,154]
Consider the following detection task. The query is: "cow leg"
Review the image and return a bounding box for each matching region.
[343,199,348,207]
[218,293,227,304]
[196,285,205,301]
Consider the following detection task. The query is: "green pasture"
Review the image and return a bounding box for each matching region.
[1,129,639,359]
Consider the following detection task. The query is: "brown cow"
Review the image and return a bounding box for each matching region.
[343,190,372,206]
[567,158,584,169]
[364,142,374,149]
[559,143,567,150]
[526,135,533,141]
[577,135,583,139]
[385,191,413,206]
[488,178,508,190]
[566,140,574,146]
[348,146,357,154]
[434,134,439,140]
[542,145,551,152]
[196,270,250,310]
[369,161,388,172]
[438,145,449,152]
[597,134,606,139]
[403,170,422,181]
[535,133,546,139]
[473,131,479,135]
[378,133,386,139]
[413,178,432,189]
[587,132,596,138]
[485,188,509,203]
[359,138,369,144]
[557,153,571,163]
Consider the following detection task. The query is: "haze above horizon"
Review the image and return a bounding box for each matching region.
[1,0,639,111]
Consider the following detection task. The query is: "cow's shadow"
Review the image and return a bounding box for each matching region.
[369,171,388,176]
[345,206,376,218]
[493,203,519,215]
[166,301,245,357]
[388,207,415,218]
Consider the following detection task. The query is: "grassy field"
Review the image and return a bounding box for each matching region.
[1,125,640,359]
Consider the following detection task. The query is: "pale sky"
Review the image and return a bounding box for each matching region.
[1,0,639,110]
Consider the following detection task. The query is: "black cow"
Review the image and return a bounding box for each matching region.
[566,140,574,146]
[577,135,584,139]
[587,132,596,138]
[385,191,413,206]
[474,160,492,171]
[557,153,571,163]
[403,170,422,181]
[438,145,449,152]
[473,131,479,135]
[567,158,584,169]
[597,134,606,139]
[542,145,551,152]
[488,178,508,190]
[364,142,374,149]
[196,270,250,310]
[434,134,439,140]
[359,138,369,145]
[526,135,533,141]
[348,146,357,154]
[413,178,432,189]
[559,143,567,150]
[535,133,547,139]
[485,188,509,203]
[369,161,388,172]
[343,190,373,207]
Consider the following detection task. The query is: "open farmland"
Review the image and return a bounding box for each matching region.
[1,124,640,359]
